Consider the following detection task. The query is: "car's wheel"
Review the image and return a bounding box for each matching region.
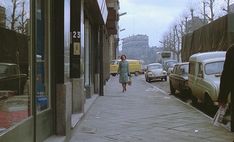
[169,81,175,95]
[148,78,152,83]
[189,90,198,106]
[146,76,149,82]
[204,94,217,117]
[145,77,148,82]
[135,72,139,76]
[111,73,116,76]
[181,89,189,100]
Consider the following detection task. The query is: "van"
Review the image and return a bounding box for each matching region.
[110,59,120,76]
[110,59,143,76]
[188,51,226,111]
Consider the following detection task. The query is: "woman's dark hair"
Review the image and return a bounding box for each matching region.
[120,54,126,60]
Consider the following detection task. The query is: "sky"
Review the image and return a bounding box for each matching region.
[119,0,197,47]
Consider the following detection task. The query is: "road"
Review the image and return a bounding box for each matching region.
[139,74,216,118]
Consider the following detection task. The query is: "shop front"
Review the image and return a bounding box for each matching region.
[0,0,116,141]
[0,0,54,141]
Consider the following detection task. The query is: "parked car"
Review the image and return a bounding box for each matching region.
[0,63,27,95]
[188,51,226,111]
[163,59,178,72]
[145,63,167,82]
[167,63,176,75]
[169,62,189,97]
[110,59,119,76]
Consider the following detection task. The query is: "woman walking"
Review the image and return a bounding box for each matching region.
[118,55,130,92]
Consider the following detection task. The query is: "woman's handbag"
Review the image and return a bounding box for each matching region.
[127,76,132,85]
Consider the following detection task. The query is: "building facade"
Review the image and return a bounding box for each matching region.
[106,0,119,60]
[0,0,119,142]
[121,34,149,62]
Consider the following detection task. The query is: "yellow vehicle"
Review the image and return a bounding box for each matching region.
[110,59,143,76]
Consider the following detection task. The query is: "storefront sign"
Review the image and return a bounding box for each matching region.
[73,42,80,55]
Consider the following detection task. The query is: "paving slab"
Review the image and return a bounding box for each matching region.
[70,75,234,142]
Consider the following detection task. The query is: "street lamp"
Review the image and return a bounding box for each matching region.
[120,28,125,32]
[117,12,127,58]
[119,12,127,17]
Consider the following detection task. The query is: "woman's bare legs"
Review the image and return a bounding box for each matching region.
[122,83,127,92]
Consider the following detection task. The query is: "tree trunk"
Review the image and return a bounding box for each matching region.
[11,0,17,30]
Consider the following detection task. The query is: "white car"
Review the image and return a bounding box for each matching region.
[167,63,176,75]
[188,51,226,112]
[145,63,167,82]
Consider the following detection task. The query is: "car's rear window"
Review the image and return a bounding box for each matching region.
[149,65,162,70]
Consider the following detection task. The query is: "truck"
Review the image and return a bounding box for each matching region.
[181,13,234,62]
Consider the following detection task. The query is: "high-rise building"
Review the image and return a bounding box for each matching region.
[187,16,205,33]
[0,6,6,28]
[122,34,149,61]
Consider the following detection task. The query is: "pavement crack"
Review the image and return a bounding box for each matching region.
[79,127,97,134]
[104,134,121,141]
[156,111,185,118]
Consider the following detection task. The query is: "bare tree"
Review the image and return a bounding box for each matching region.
[174,25,182,62]
[159,0,233,62]
[222,0,234,13]
[18,1,27,34]
[10,0,21,30]
[203,0,215,22]
[160,25,180,62]
[6,0,27,33]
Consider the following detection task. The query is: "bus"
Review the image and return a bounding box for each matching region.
[161,51,171,59]
[156,51,172,63]
[156,51,177,71]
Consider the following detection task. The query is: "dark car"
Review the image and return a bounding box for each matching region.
[163,59,178,72]
[0,63,27,96]
[169,62,189,97]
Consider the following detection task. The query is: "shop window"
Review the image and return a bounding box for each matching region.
[36,0,49,112]
[0,0,31,133]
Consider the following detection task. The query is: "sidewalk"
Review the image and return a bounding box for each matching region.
[70,75,234,142]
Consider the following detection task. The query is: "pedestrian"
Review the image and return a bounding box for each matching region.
[118,55,130,92]
[218,44,234,131]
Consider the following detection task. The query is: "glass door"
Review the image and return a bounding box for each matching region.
[35,0,53,141]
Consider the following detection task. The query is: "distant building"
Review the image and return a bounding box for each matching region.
[187,16,205,33]
[0,6,6,28]
[121,34,149,62]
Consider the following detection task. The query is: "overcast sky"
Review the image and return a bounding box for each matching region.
[119,0,198,47]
